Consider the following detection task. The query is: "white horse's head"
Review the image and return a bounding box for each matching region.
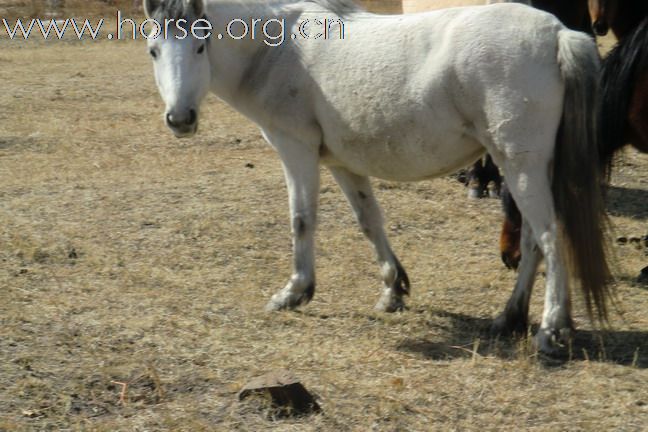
[144,0,211,138]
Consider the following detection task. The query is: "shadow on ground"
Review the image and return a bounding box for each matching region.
[607,186,648,220]
[397,309,648,368]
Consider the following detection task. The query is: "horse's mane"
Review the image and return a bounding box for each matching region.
[149,0,199,21]
[300,0,363,15]
[599,17,648,178]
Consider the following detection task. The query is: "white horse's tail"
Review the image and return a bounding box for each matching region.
[553,29,611,322]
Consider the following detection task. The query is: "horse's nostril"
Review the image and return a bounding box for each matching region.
[592,20,609,36]
[166,112,176,127]
[188,109,197,125]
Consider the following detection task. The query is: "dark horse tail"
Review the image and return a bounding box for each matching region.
[599,18,648,177]
[554,30,612,321]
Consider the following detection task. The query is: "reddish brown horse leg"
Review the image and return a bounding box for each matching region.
[499,184,522,270]
[627,71,648,153]
[500,219,521,270]
[466,154,502,199]
[627,71,648,282]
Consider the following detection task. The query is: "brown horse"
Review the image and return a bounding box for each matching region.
[501,2,648,270]
[589,0,648,39]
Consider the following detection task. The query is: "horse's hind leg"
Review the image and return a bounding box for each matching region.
[492,218,542,335]
[502,166,573,354]
[329,167,409,312]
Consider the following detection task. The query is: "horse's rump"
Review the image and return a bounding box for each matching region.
[297,4,565,180]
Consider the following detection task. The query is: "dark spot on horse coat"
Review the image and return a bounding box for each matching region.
[294,217,306,237]
[358,191,367,200]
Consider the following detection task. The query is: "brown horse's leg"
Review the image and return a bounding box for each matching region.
[466,158,485,199]
[628,71,648,284]
[483,154,502,197]
[499,184,522,269]
[466,154,502,198]
[627,71,648,153]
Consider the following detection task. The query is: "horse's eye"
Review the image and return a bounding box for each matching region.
[149,49,157,59]
[197,44,205,54]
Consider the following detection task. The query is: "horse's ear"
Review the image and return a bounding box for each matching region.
[143,0,160,19]
[187,0,205,17]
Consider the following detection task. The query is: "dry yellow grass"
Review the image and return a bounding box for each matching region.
[0,0,140,19]
[1,1,647,431]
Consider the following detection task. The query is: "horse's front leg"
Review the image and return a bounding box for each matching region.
[329,167,409,312]
[265,135,320,312]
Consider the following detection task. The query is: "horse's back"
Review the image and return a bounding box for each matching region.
[306,3,565,122]
[290,4,566,180]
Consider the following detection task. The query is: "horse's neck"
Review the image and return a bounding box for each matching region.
[203,0,301,119]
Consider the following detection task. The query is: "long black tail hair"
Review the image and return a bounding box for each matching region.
[554,30,612,321]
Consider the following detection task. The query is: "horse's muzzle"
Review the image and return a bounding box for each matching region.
[165,109,198,137]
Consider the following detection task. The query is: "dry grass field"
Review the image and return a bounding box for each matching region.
[1,1,647,431]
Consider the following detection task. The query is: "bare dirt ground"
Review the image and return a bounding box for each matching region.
[1,1,647,431]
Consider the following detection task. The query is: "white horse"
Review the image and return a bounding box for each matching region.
[143,0,611,354]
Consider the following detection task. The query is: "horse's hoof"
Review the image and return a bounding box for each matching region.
[264,295,306,312]
[265,285,314,312]
[501,252,520,270]
[534,327,573,356]
[374,292,405,313]
[265,297,290,312]
[491,313,527,336]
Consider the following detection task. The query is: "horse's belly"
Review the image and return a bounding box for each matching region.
[322,132,485,181]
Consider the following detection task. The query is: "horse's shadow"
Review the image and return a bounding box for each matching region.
[606,185,648,220]
[396,309,648,368]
